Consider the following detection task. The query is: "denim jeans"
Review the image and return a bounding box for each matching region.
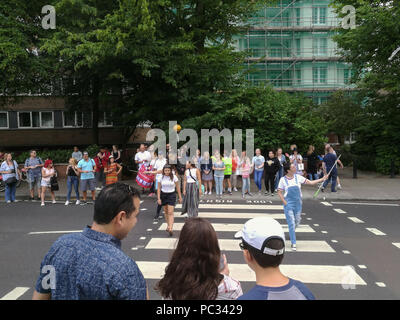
[5,182,17,202]
[284,208,302,245]
[322,170,337,192]
[214,176,224,195]
[242,177,250,195]
[274,166,284,191]
[307,173,319,181]
[254,170,263,191]
[67,176,80,201]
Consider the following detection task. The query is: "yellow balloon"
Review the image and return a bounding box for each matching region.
[173,124,182,132]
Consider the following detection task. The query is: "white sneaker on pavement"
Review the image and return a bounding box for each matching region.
[41,202,45,206]
[65,201,69,206]
[75,200,80,205]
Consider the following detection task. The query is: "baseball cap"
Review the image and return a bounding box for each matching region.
[234,217,285,256]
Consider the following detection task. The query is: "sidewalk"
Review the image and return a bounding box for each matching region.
[1,167,399,202]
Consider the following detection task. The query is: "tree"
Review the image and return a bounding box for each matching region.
[318,90,363,145]
[181,86,328,154]
[331,0,400,173]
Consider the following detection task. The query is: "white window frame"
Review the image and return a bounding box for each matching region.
[0,112,9,129]
[98,111,113,127]
[313,7,327,25]
[62,111,84,128]
[17,111,54,129]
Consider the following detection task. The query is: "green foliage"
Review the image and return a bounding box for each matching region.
[14,145,100,164]
[181,86,328,153]
[331,0,400,174]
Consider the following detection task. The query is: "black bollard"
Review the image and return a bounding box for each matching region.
[353,158,357,179]
[390,159,395,178]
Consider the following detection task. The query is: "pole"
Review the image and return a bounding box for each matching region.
[313,154,341,198]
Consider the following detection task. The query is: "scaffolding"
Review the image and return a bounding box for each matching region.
[235,0,355,103]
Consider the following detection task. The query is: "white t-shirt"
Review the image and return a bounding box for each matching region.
[278,174,307,198]
[185,168,198,183]
[154,158,167,181]
[160,175,178,193]
[135,151,151,165]
[252,155,265,171]
[217,275,243,300]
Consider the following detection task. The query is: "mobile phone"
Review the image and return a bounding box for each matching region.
[219,253,225,271]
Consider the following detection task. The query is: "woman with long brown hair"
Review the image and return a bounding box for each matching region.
[155,218,242,300]
[157,165,182,236]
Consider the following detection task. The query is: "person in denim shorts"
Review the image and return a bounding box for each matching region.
[77,152,97,205]
[24,150,44,200]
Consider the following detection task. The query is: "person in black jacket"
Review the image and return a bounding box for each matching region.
[264,150,280,196]
[306,145,319,181]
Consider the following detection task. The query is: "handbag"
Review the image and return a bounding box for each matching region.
[50,171,59,191]
[5,176,17,185]
[188,169,204,194]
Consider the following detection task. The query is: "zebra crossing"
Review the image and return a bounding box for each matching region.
[134,201,367,291]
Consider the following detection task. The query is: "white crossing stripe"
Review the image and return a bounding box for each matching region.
[331,202,399,207]
[0,287,30,300]
[392,243,400,249]
[334,209,347,214]
[321,202,332,206]
[28,230,81,235]
[158,223,315,233]
[366,228,386,236]
[144,238,335,253]
[358,265,367,269]
[376,282,386,287]
[136,262,366,285]
[347,217,364,223]
[175,204,283,210]
[174,212,286,219]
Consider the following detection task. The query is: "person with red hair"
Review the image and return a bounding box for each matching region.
[41,160,56,206]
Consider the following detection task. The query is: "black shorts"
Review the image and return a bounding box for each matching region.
[224,175,231,179]
[161,191,176,206]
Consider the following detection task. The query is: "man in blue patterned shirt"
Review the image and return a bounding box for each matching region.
[32,183,147,300]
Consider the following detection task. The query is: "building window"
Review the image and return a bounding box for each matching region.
[63,111,84,127]
[313,38,327,56]
[98,112,113,127]
[313,66,327,84]
[0,112,8,128]
[313,7,327,25]
[18,111,54,128]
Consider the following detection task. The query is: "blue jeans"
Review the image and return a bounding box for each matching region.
[284,207,302,245]
[254,170,263,191]
[5,182,17,202]
[322,170,337,192]
[307,173,318,181]
[275,166,284,191]
[214,176,224,195]
[242,177,250,195]
[67,176,80,201]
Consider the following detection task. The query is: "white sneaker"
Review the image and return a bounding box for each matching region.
[52,200,57,204]
[291,244,297,251]
[337,185,342,190]
[65,201,69,206]
[41,202,45,206]
[75,200,80,205]
[6,200,11,203]
[233,188,238,192]
[208,191,212,195]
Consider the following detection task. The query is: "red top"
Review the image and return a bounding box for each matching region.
[232,157,238,172]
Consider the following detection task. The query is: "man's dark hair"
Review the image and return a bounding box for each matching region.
[94,183,141,224]
[243,238,285,268]
[283,162,292,174]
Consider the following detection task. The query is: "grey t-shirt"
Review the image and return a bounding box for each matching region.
[237,278,315,300]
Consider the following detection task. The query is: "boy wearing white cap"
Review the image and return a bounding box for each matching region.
[235,217,315,300]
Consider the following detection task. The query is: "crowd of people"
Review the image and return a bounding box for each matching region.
[0,145,124,205]
[32,182,316,300]
[132,143,342,236]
